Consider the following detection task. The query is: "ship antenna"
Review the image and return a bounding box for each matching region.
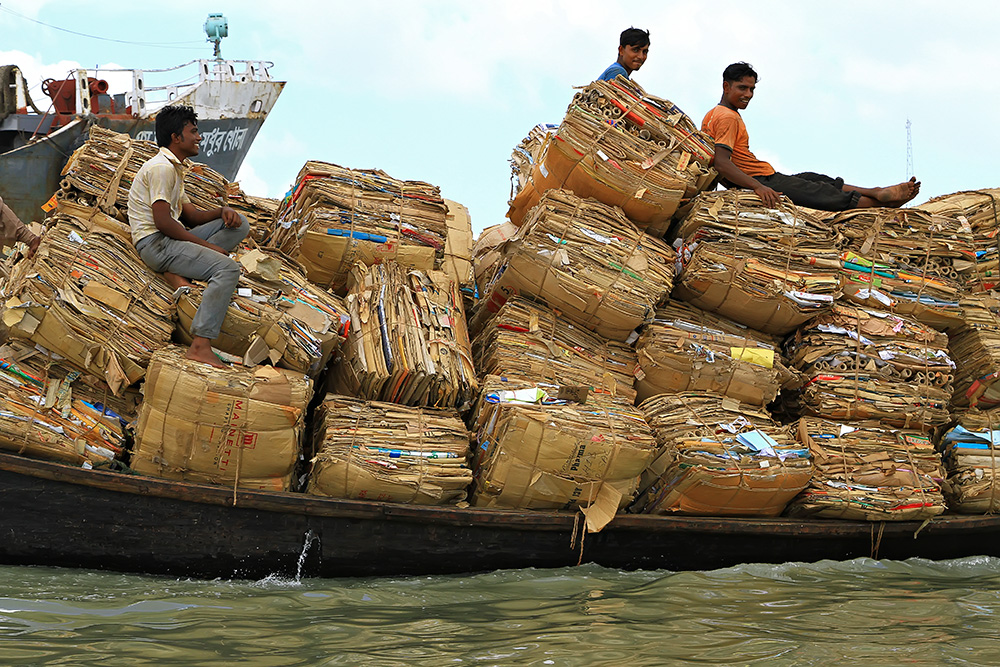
[204,13,229,60]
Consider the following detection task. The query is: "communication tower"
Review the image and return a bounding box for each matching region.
[906,119,914,180]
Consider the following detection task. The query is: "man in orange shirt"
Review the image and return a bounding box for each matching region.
[702,62,919,211]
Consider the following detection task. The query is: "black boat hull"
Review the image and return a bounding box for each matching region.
[0,452,997,580]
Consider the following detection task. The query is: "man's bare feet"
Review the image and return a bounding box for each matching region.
[162,271,194,291]
[186,336,226,368]
[877,177,921,206]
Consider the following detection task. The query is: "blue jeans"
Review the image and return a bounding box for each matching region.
[136,216,249,340]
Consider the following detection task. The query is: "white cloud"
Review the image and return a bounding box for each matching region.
[5,0,1000,230]
[233,160,270,198]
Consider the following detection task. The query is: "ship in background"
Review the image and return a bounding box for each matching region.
[0,13,284,223]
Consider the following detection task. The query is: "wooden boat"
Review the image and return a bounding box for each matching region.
[1,450,999,580]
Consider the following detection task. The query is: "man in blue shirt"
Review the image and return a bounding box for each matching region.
[598,27,650,81]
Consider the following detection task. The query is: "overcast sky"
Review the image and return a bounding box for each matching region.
[2,1,997,233]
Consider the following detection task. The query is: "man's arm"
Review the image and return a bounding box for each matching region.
[180,203,242,228]
[713,145,781,208]
[152,200,227,254]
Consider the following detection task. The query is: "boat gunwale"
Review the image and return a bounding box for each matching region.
[2,450,996,538]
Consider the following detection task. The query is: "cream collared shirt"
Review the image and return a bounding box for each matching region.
[126,146,191,246]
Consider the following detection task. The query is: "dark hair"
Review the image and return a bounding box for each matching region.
[620,27,650,48]
[155,105,198,147]
[723,62,758,83]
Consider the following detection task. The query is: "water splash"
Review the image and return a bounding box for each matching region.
[296,529,319,583]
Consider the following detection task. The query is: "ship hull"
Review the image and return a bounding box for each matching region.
[0,114,267,224]
[0,59,283,224]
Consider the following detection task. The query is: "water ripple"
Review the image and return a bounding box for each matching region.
[0,557,999,665]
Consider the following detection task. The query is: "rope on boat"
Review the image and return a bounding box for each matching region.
[870,521,886,559]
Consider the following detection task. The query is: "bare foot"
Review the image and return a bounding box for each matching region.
[186,337,226,368]
[877,177,920,206]
[162,271,194,291]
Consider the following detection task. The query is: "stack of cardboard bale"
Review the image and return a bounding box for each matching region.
[508,78,716,236]
[937,408,1000,513]
[269,161,456,293]
[833,207,967,330]
[15,127,353,493]
[1,202,175,393]
[131,346,312,491]
[921,188,1000,292]
[468,187,673,527]
[0,198,171,469]
[781,304,951,519]
[308,255,476,504]
[919,191,1000,517]
[261,163,481,506]
[60,125,228,219]
[633,393,812,516]
[671,190,842,336]
[626,189,846,517]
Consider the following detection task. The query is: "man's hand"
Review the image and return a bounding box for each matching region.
[712,146,782,209]
[221,206,241,228]
[753,185,781,209]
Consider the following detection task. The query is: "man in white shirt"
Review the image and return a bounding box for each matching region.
[127,105,249,367]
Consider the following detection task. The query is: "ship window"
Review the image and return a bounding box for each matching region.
[250,99,263,113]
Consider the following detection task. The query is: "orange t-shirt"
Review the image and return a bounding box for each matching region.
[701,105,775,178]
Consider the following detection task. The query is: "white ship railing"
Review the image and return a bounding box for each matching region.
[39,59,276,118]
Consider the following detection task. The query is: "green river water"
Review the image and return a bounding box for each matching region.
[1,557,999,666]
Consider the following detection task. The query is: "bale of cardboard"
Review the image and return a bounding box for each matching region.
[469,375,658,532]
[1,202,174,394]
[633,299,792,406]
[786,416,947,521]
[633,392,812,516]
[671,190,841,336]
[508,78,716,235]
[131,346,312,491]
[270,161,449,293]
[477,189,675,343]
[308,395,472,505]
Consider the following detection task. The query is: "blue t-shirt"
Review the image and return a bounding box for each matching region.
[598,62,628,81]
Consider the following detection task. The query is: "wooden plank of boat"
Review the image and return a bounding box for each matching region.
[0,450,997,580]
